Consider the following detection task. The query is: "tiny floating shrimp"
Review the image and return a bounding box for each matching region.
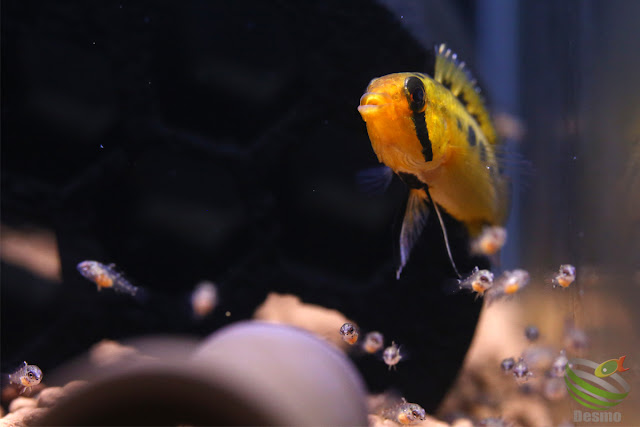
[500,357,515,372]
[552,264,576,288]
[77,260,139,296]
[512,357,533,383]
[471,225,507,256]
[191,281,218,319]
[485,269,530,304]
[363,331,384,354]
[524,325,540,342]
[383,341,402,370]
[563,319,589,353]
[379,397,426,425]
[550,350,569,378]
[339,322,359,345]
[395,399,426,425]
[8,361,43,395]
[458,266,494,297]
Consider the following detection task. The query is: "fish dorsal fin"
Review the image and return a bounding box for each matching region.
[434,44,497,145]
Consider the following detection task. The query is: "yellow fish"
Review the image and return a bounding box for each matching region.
[358,44,509,278]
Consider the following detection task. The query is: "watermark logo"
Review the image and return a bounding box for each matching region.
[565,357,630,411]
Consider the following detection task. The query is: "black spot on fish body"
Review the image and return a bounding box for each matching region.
[456,118,462,131]
[479,141,487,163]
[467,125,476,147]
[442,79,453,91]
[456,91,470,109]
[397,172,425,189]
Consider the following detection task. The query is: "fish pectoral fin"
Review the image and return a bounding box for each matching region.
[397,189,429,279]
[356,165,393,195]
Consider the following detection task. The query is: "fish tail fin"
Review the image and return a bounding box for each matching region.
[396,189,430,279]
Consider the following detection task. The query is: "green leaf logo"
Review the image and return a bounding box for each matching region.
[565,358,630,410]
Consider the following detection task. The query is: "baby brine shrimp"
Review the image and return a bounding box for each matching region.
[485,269,530,304]
[362,331,384,354]
[552,264,576,288]
[77,260,139,296]
[8,361,43,394]
[191,281,218,319]
[459,266,494,297]
[339,322,359,345]
[471,225,507,256]
[383,341,402,370]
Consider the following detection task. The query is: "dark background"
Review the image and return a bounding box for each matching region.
[1,0,485,411]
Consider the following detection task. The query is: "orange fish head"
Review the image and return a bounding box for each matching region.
[358,73,439,171]
[358,74,409,120]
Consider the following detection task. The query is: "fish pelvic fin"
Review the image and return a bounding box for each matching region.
[356,165,394,195]
[397,189,430,279]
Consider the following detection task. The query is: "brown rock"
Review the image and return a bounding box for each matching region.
[36,387,66,408]
[1,385,19,406]
[19,408,48,425]
[8,397,36,413]
[63,380,89,395]
[89,339,139,367]
[0,417,26,427]
[253,292,352,350]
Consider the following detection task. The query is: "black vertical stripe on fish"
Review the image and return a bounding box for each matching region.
[404,76,433,163]
[412,111,433,162]
[467,125,476,146]
[398,172,425,189]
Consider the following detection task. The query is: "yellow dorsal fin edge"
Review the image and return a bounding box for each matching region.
[434,43,497,145]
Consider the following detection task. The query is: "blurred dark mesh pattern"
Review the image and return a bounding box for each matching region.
[1,0,483,411]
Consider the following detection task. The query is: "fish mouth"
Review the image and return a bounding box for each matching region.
[358,92,392,118]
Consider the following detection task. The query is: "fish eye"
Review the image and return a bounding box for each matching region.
[404,76,426,112]
[28,372,34,378]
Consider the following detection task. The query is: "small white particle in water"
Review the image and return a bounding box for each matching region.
[92,41,96,45]
[573,156,577,160]
[225,311,231,317]
[400,15,404,19]
[148,81,152,85]
[119,4,123,9]
[99,144,104,149]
